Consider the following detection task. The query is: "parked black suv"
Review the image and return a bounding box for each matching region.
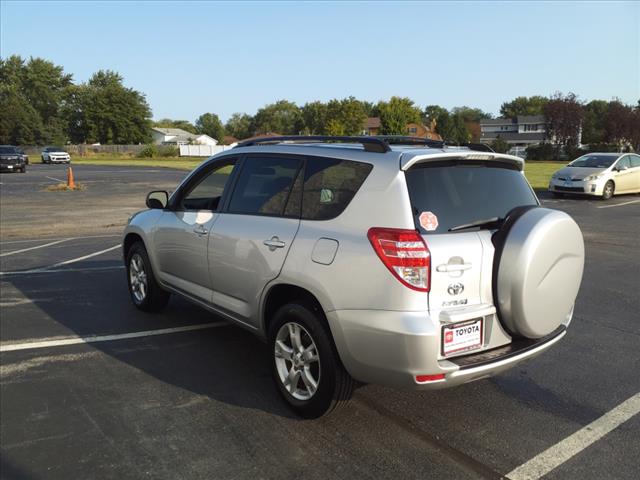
[0,146,27,173]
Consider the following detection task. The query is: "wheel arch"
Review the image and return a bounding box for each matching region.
[123,232,145,258]
[261,283,329,338]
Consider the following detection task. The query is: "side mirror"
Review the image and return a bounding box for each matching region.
[146,190,168,209]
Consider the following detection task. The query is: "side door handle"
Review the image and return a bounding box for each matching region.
[263,236,286,250]
[193,224,208,236]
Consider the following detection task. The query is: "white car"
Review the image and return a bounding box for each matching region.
[548,153,640,200]
[41,146,71,164]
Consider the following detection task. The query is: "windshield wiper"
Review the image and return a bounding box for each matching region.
[448,217,503,232]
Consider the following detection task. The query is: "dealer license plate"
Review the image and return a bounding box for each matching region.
[442,319,483,356]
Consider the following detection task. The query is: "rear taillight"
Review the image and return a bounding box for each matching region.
[367,227,430,291]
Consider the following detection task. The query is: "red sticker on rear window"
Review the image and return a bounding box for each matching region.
[419,211,439,231]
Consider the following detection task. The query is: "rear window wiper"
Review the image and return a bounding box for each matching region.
[448,216,503,232]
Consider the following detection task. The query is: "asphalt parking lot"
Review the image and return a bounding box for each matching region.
[1,164,639,480]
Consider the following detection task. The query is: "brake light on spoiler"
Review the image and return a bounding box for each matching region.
[367,227,431,291]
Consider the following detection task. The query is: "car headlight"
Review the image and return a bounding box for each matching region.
[585,174,603,181]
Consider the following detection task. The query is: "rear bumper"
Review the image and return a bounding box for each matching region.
[327,309,566,390]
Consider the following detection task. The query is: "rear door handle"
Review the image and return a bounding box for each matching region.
[193,225,208,236]
[436,263,472,273]
[263,236,286,250]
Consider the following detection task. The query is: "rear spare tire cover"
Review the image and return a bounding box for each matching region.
[494,208,584,338]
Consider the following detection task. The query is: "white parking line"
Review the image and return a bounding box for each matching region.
[0,234,121,245]
[0,322,227,352]
[0,238,72,257]
[507,392,640,480]
[0,265,124,276]
[47,244,121,268]
[596,199,640,209]
[45,175,64,183]
[0,244,121,276]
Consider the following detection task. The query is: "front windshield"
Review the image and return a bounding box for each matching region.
[569,155,617,168]
[47,146,65,152]
[0,146,17,154]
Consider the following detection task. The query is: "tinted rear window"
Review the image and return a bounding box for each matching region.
[301,157,372,220]
[405,162,537,234]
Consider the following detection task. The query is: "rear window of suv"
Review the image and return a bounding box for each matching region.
[301,157,372,220]
[405,161,538,234]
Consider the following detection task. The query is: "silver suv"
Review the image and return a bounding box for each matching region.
[123,136,585,418]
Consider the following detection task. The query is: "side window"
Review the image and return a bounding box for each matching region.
[615,156,631,170]
[629,154,640,168]
[228,156,302,216]
[181,158,237,211]
[302,157,373,221]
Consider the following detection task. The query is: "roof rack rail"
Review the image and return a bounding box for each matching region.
[234,135,391,153]
[373,136,494,153]
[372,135,445,148]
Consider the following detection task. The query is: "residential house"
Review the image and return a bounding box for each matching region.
[479,115,547,147]
[223,135,239,146]
[151,127,218,146]
[363,117,381,136]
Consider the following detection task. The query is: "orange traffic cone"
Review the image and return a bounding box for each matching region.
[66,167,75,189]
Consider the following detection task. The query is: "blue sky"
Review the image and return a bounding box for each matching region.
[1,1,638,122]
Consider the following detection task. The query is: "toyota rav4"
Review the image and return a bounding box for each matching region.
[123,136,585,418]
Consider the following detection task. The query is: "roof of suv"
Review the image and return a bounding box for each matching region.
[229,140,525,171]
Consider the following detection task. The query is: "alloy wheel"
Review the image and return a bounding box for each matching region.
[274,322,321,400]
[129,253,148,303]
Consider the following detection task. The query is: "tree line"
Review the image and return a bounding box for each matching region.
[1,55,638,151]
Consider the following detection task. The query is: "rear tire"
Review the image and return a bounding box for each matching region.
[268,302,354,418]
[602,181,614,200]
[126,241,169,312]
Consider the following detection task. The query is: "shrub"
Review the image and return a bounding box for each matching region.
[137,144,158,158]
[158,145,179,157]
[490,137,510,153]
[525,143,557,160]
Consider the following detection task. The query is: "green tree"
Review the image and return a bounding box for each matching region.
[252,100,302,135]
[500,95,548,118]
[325,97,367,135]
[64,70,152,144]
[0,55,72,144]
[225,113,253,139]
[301,101,328,134]
[377,96,421,135]
[581,100,609,144]
[195,113,225,142]
[450,106,492,123]
[0,86,42,144]
[423,105,470,144]
[153,118,197,134]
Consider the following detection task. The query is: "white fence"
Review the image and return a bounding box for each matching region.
[179,144,236,157]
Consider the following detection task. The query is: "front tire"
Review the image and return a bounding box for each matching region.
[602,181,614,200]
[126,241,170,312]
[269,302,354,418]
